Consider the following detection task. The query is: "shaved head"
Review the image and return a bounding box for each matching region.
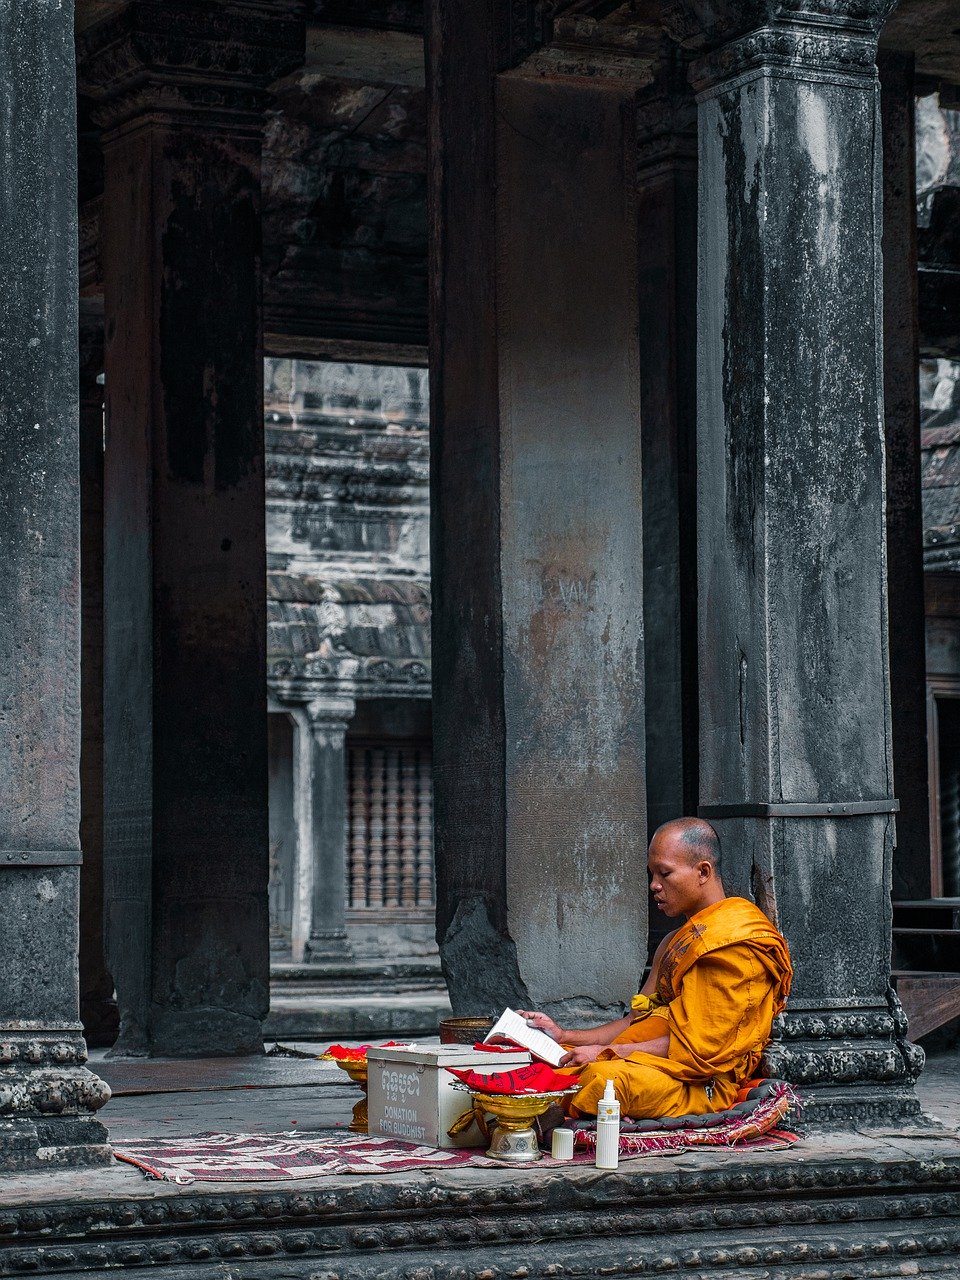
[652,818,722,874]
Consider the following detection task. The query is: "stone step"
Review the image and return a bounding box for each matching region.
[270,958,444,996]
[264,987,452,1041]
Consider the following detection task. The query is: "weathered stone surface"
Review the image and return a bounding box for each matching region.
[495,72,647,1016]
[635,45,699,959]
[880,53,931,901]
[265,359,431,701]
[0,0,111,1168]
[690,2,920,1115]
[429,2,648,1020]
[78,3,305,1057]
[77,300,119,1047]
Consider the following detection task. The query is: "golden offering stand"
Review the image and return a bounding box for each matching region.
[457,1087,580,1164]
[324,1056,369,1133]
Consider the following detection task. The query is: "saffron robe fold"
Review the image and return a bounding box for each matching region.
[570,896,793,1119]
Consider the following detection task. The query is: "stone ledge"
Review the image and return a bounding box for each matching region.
[2,1145,959,1277]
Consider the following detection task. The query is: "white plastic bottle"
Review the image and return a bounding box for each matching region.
[594,1078,620,1170]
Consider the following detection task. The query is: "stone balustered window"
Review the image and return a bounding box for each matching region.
[348,741,434,911]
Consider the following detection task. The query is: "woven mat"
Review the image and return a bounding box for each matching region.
[114,1132,478,1183]
[114,1083,800,1183]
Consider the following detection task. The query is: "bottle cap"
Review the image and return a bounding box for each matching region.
[603,1079,616,1103]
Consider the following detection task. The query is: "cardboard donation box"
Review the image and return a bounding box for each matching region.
[367,1044,532,1148]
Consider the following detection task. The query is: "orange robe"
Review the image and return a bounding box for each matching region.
[570,896,792,1119]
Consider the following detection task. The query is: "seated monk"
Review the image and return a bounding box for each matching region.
[518,818,792,1120]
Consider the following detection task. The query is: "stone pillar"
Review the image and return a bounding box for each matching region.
[78,4,304,1056]
[879,52,930,901]
[78,300,118,1047]
[0,3,110,1167]
[289,698,356,963]
[684,1,923,1119]
[428,5,650,1021]
[635,46,699,957]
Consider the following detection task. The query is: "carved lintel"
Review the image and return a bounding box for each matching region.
[76,0,306,133]
[507,5,660,87]
[508,43,656,85]
[634,43,697,175]
[494,0,556,73]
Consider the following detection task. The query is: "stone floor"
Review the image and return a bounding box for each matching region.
[2,1046,958,1277]
[1,1042,955,1202]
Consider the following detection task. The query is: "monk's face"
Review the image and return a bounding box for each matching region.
[648,834,712,918]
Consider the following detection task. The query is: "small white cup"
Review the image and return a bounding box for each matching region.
[551,1127,574,1161]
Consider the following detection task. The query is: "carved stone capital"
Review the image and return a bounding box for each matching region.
[689,21,881,94]
[76,1,306,133]
[305,694,357,736]
[661,0,898,55]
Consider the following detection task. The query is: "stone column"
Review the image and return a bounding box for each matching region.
[78,300,118,1047]
[428,5,650,1021]
[683,1,923,1119]
[879,52,930,900]
[635,46,699,957]
[78,4,304,1056]
[292,698,356,963]
[0,3,110,1167]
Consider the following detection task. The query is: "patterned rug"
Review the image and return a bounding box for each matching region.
[113,1132,478,1183]
[114,1082,800,1183]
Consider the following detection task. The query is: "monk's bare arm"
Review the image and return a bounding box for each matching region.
[518,1010,633,1046]
[609,1034,669,1059]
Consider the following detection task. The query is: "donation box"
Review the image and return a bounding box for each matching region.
[366,1043,531,1148]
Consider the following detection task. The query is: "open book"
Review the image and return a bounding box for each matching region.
[483,1007,566,1067]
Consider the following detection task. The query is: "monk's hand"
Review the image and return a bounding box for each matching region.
[560,1044,606,1067]
[516,1010,564,1042]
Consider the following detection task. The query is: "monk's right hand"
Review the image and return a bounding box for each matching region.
[559,1044,606,1067]
[516,1010,563,1042]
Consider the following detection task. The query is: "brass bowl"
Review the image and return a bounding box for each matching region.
[439,1015,494,1045]
[472,1090,575,1163]
[329,1058,369,1133]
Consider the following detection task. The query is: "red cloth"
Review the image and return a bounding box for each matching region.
[447,1062,580,1095]
[326,1041,406,1062]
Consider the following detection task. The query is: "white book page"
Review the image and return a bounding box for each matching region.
[483,1007,566,1067]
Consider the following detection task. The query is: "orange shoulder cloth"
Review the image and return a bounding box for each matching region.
[655,896,792,1013]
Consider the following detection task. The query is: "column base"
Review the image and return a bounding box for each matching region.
[762,992,925,1127]
[0,1040,113,1172]
[794,1081,924,1127]
[0,1115,112,1171]
[304,932,353,963]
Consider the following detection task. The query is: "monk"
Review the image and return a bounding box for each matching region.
[518,818,792,1119]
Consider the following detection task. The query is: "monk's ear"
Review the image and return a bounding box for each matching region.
[698,859,713,881]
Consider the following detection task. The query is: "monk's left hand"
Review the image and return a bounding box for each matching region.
[559,1044,606,1067]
